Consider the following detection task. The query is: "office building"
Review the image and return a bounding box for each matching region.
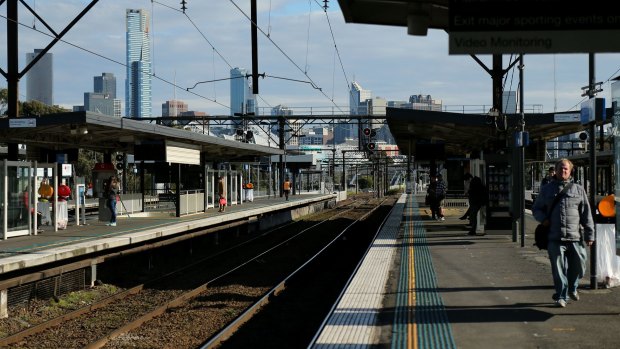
[338,81,372,144]
[270,104,293,137]
[161,100,188,126]
[125,9,152,118]
[84,92,115,116]
[94,73,117,98]
[350,81,372,115]
[162,100,188,117]
[82,73,120,117]
[230,67,257,118]
[25,49,53,106]
[408,94,443,111]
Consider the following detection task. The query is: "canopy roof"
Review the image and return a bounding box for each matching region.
[385,107,602,158]
[0,112,283,161]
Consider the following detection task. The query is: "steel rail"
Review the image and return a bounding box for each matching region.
[200,197,388,348]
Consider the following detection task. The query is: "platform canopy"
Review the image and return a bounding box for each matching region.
[0,111,283,161]
[385,107,600,158]
[337,0,449,34]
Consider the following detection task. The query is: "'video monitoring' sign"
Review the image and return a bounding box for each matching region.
[448,0,620,54]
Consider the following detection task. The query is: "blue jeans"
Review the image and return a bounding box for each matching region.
[108,198,117,223]
[547,240,587,301]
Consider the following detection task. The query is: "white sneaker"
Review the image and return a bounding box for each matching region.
[109,222,117,227]
[569,291,579,301]
[440,217,445,221]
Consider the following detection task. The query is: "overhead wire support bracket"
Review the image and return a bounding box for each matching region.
[580,81,603,97]
[264,74,322,91]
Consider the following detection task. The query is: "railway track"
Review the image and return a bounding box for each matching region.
[1,194,394,349]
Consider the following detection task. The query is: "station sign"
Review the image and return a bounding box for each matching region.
[554,113,580,123]
[449,0,620,54]
[9,118,36,128]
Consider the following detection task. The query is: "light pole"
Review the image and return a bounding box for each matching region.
[332,147,336,190]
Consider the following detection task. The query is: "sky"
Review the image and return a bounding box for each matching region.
[2,0,620,117]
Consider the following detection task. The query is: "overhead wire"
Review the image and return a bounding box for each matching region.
[565,56,620,112]
[305,0,312,74]
[0,13,230,111]
[151,0,275,108]
[228,0,347,113]
[313,0,352,104]
[332,48,336,101]
[212,48,217,101]
[151,0,233,70]
[503,54,516,115]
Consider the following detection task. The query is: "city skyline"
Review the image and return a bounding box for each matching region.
[2,2,620,117]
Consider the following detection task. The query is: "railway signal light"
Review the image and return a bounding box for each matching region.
[367,142,376,151]
[363,127,371,136]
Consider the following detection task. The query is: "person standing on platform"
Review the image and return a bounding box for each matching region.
[436,174,447,220]
[283,178,291,201]
[541,166,556,187]
[37,178,53,225]
[245,181,254,202]
[532,159,594,308]
[460,173,474,220]
[466,176,488,236]
[105,176,119,226]
[218,175,227,212]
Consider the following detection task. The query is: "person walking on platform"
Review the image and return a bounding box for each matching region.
[105,176,119,227]
[466,176,488,236]
[427,174,446,221]
[532,159,594,308]
[283,178,291,201]
[218,175,227,212]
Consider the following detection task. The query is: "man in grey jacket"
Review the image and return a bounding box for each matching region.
[532,159,595,308]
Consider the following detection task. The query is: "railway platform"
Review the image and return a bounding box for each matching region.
[310,193,620,349]
[0,193,336,318]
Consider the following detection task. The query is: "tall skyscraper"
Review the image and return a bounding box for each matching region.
[94,72,117,98]
[230,67,257,117]
[125,9,152,118]
[336,81,372,144]
[25,49,53,106]
[350,81,372,115]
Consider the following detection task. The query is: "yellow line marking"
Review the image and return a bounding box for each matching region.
[408,203,418,349]
[552,327,576,332]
